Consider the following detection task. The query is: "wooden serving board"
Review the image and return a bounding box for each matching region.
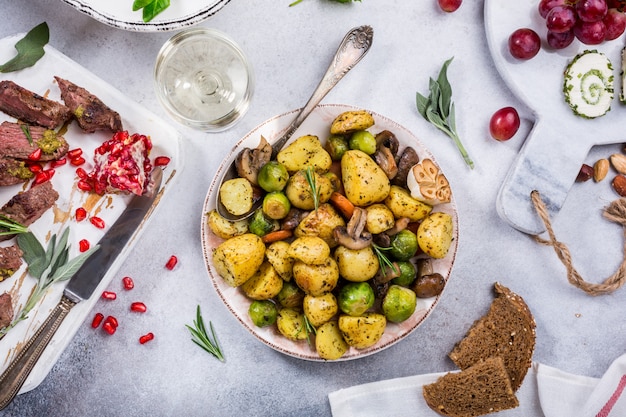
[484,0,626,235]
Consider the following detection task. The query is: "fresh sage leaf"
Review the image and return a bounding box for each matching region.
[51,245,99,281]
[0,22,49,73]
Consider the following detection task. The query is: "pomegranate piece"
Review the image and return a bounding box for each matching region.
[70,156,86,166]
[154,156,170,167]
[139,332,154,344]
[88,131,153,195]
[91,312,104,328]
[79,239,90,252]
[28,148,42,161]
[101,290,117,300]
[75,207,87,222]
[90,216,105,229]
[77,180,92,191]
[122,276,134,290]
[102,321,116,335]
[165,255,178,270]
[130,302,147,313]
[50,158,67,168]
[104,315,119,328]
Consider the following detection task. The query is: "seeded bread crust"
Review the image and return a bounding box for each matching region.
[422,356,519,417]
[448,282,536,392]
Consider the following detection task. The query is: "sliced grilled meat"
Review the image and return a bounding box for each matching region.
[0,181,59,241]
[0,80,72,129]
[0,293,13,330]
[55,76,123,133]
[0,245,23,282]
[0,158,33,186]
[0,121,69,161]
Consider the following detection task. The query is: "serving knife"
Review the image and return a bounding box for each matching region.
[0,168,163,410]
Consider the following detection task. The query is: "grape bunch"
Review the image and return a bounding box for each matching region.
[539,0,626,48]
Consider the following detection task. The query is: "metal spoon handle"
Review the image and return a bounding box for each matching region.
[270,25,374,157]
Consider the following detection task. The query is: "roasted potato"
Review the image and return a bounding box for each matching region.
[241,261,284,300]
[285,170,333,210]
[338,313,386,349]
[265,241,294,281]
[206,209,249,239]
[341,150,390,207]
[315,321,349,360]
[293,258,339,296]
[212,233,265,287]
[288,236,331,265]
[334,245,379,282]
[330,110,375,135]
[417,212,454,259]
[276,135,332,173]
[219,178,254,216]
[384,185,432,222]
[365,203,395,234]
[294,203,346,248]
[276,308,307,341]
[303,293,338,327]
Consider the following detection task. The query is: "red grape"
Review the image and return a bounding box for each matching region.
[576,0,608,22]
[489,107,520,142]
[539,0,566,18]
[604,8,626,39]
[508,28,541,60]
[547,29,576,48]
[546,5,577,33]
[438,0,462,12]
[573,19,607,43]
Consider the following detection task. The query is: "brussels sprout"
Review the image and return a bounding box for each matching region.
[391,261,417,286]
[249,209,279,237]
[263,191,291,220]
[248,300,278,327]
[338,282,375,316]
[382,285,417,323]
[257,161,289,192]
[390,229,418,261]
[276,281,305,308]
[325,135,350,161]
[349,130,377,155]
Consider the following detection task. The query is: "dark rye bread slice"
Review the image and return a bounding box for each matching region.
[448,282,536,392]
[423,356,519,417]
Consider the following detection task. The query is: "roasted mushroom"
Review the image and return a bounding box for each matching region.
[411,258,445,298]
[333,207,372,250]
[235,136,272,185]
[392,146,419,188]
[374,130,399,180]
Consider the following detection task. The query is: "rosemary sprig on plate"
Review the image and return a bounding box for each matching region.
[305,166,321,212]
[186,305,225,362]
[372,243,399,276]
[416,57,474,169]
[0,228,99,337]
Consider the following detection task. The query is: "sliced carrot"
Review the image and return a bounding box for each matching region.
[329,192,355,219]
[262,229,293,244]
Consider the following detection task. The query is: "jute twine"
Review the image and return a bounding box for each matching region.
[531,190,626,296]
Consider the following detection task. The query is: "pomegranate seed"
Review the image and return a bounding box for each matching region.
[91,312,104,328]
[76,167,88,179]
[33,169,54,185]
[28,163,42,173]
[154,156,171,167]
[165,255,178,270]
[77,180,93,191]
[28,148,42,161]
[104,315,119,328]
[50,158,67,168]
[122,276,134,290]
[130,302,147,313]
[101,291,116,300]
[139,333,154,344]
[90,216,105,229]
[102,321,116,335]
[79,239,90,252]
[75,207,87,222]
[68,148,83,159]
[70,156,86,166]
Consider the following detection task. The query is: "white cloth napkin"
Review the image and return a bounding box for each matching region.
[328,353,626,417]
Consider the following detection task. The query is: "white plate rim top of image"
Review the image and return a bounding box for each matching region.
[0,33,183,393]
[484,0,626,235]
[61,0,231,32]
[201,104,459,362]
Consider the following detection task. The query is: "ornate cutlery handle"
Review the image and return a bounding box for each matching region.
[0,295,76,410]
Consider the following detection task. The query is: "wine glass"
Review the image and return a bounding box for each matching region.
[154,28,254,131]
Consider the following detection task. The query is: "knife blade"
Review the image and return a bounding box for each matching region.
[0,168,163,410]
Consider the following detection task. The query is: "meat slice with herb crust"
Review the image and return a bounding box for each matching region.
[0,158,34,186]
[0,293,13,330]
[0,181,59,241]
[0,80,72,129]
[55,76,123,133]
[0,121,69,161]
[0,244,23,282]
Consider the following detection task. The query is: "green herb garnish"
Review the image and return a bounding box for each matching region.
[186,305,225,362]
[0,215,28,236]
[305,166,320,212]
[416,57,474,169]
[372,243,399,276]
[20,124,33,146]
[132,0,170,22]
[303,314,316,347]
[0,22,49,73]
[0,228,99,337]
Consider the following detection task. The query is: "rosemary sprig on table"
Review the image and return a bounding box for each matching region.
[0,215,29,236]
[0,228,99,337]
[305,166,320,212]
[186,305,225,362]
[416,57,474,169]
